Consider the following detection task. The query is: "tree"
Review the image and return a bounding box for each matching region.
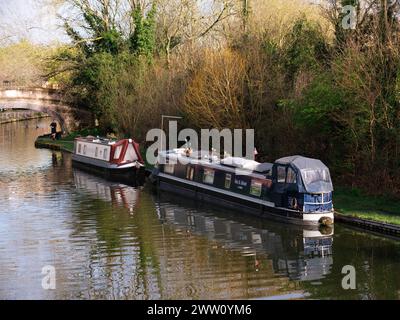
[129,3,157,59]
[61,0,126,55]
[155,0,237,66]
[0,41,48,86]
[183,49,248,129]
[283,18,329,85]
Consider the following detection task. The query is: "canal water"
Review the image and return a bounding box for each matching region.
[0,119,400,300]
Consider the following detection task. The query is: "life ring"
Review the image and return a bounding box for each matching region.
[291,197,298,210]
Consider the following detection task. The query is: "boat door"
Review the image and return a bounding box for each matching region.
[271,164,299,207]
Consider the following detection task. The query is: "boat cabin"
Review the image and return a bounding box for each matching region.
[272,156,333,213]
[74,136,143,166]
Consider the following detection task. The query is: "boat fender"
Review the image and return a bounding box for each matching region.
[319,216,333,226]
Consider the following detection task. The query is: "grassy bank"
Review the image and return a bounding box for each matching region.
[334,187,400,226]
[35,136,74,152]
[35,128,102,152]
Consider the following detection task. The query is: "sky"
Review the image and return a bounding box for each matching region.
[0,0,68,44]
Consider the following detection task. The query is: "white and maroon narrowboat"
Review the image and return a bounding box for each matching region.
[72,136,145,183]
[151,149,335,226]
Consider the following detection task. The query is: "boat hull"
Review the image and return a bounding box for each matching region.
[72,154,145,186]
[155,172,334,226]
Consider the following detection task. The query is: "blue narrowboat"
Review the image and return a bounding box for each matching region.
[151,149,334,226]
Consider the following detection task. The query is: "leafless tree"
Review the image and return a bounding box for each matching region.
[155,0,238,66]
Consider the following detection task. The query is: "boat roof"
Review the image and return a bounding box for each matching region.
[160,150,273,177]
[276,155,329,172]
[75,136,132,146]
[277,155,333,193]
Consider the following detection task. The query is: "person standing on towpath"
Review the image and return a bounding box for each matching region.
[50,120,57,140]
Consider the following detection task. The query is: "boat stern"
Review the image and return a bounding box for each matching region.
[303,192,334,225]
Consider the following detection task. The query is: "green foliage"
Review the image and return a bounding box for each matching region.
[69,52,114,110]
[64,9,124,56]
[130,4,157,59]
[95,54,156,137]
[293,75,344,129]
[58,1,158,130]
[97,29,124,55]
[283,18,329,80]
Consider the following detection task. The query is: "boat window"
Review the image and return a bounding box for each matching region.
[186,167,195,180]
[83,145,87,155]
[103,148,108,160]
[95,147,98,158]
[114,145,123,160]
[164,164,175,174]
[287,167,297,184]
[78,143,82,154]
[277,166,286,183]
[203,169,215,185]
[302,169,331,185]
[250,180,262,197]
[124,144,138,162]
[225,174,232,189]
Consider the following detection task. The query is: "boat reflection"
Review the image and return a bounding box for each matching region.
[156,195,334,282]
[72,168,333,284]
[73,168,140,213]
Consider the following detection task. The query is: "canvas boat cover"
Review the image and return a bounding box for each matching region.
[276,156,333,193]
[221,157,273,174]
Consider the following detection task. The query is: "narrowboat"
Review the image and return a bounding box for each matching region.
[72,136,145,183]
[151,149,334,226]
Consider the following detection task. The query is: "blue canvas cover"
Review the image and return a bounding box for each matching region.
[276,156,333,194]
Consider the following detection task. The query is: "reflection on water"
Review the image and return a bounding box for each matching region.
[157,196,333,284]
[0,119,400,300]
[74,169,140,213]
[0,118,53,176]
